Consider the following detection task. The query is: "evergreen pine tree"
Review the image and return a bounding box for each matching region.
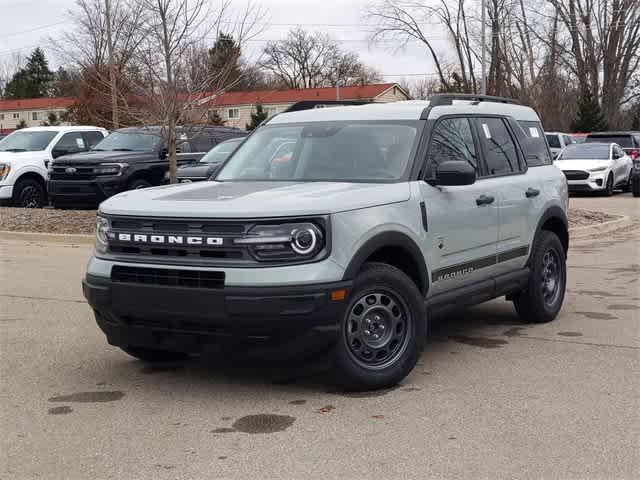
[571,90,608,132]
[4,48,53,99]
[246,104,268,131]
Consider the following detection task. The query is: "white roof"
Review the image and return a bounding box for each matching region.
[16,126,106,132]
[268,98,541,124]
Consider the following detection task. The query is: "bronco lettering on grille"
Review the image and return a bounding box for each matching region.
[115,233,223,246]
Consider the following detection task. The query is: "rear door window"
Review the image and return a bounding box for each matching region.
[83,131,105,149]
[475,117,521,176]
[518,121,552,166]
[545,134,561,148]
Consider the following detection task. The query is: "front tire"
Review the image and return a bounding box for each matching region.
[332,262,426,391]
[602,173,614,196]
[121,346,188,362]
[513,231,566,323]
[12,177,46,208]
[128,179,152,190]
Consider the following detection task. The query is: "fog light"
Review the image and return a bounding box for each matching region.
[596,179,603,186]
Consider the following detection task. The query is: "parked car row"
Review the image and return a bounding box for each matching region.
[547,130,640,197]
[0,125,247,208]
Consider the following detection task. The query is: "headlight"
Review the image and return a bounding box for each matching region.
[234,222,325,261]
[588,166,607,172]
[95,215,111,253]
[94,163,127,175]
[0,163,11,181]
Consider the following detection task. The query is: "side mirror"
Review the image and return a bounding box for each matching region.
[159,148,168,160]
[433,160,476,186]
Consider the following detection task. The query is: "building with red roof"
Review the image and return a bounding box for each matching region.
[0,97,75,133]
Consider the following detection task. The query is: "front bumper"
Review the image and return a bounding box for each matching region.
[83,274,352,357]
[47,177,126,204]
[566,173,607,192]
[0,184,13,200]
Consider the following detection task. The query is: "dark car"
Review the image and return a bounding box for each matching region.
[176,136,246,183]
[585,131,640,196]
[47,126,245,207]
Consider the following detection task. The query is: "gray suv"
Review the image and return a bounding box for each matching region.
[83,94,569,390]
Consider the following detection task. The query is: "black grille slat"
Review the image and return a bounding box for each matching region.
[563,170,589,180]
[112,265,225,289]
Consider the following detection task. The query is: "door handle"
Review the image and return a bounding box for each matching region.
[476,194,495,206]
[525,187,540,198]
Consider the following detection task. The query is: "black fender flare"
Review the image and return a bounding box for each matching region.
[530,206,569,260]
[342,231,429,295]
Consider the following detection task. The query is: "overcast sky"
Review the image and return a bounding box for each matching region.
[0,0,448,85]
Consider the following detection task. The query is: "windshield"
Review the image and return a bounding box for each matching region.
[93,131,160,151]
[558,144,610,160]
[545,134,561,148]
[0,130,58,152]
[585,135,632,148]
[200,139,242,164]
[216,122,419,182]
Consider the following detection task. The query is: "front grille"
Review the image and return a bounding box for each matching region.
[50,163,97,180]
[563,170,589,180]
[111,265,225,289]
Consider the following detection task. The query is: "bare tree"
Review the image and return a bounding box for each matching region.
[131,0,264,183]
[367,0,478,93]
[261,28,381,89]
[0,53,23,97]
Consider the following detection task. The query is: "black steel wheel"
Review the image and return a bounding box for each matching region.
[345,290,412,370]
[514,231,566,323]
[333,262,426,391]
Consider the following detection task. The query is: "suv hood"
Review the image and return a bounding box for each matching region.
[555,159,612,171]
[52,150,155,164]
[100,181,411,218]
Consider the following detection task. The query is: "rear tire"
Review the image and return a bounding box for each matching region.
[513,231,566,324]
[623,171,633,192]
[121,346,188,363]
[12,177,46,208]
[332,262,426,391]
[632,173,640,197]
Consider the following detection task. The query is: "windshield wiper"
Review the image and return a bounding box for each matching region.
[110,148,134,151]
[0,148,28,152]
[91,148,105,151]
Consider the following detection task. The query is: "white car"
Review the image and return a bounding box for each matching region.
[0,126,108,207]
[545,131,577,159]
[554,142,633,195]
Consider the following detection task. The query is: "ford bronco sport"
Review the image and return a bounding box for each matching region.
[83,94,569,390]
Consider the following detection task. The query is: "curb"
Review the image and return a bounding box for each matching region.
[569,214,633,239]
[0,230,94,244]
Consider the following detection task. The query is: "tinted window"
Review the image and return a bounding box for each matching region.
[426,117,477,175]
[585,135,632,148]
[613,145,624,158]
[93,131,160,151]
[176,141,191,153]
[190,135,217,152]
[558,144,610,160]
[0,130,58,152]
[563,135,575,145]
[217,122,419,182]
[545,134,561,148]
[84,131,105,148]
[54,132,87,155]
[518,121,552,166]
[476,118,520,175]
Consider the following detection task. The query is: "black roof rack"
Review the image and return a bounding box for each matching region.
[420,94,521,119]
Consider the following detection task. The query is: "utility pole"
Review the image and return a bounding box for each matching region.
[336,79,342,100]
[481,0,487,95]
[105,0,119,129]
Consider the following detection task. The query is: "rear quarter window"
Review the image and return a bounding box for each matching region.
[518,121,553,166]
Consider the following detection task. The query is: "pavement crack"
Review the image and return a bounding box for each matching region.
[0,294,85,304]
[516,335,639,350]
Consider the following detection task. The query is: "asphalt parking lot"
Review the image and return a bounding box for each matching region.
[1,193,638,480]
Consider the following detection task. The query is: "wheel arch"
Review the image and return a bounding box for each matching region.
[533,206,569,257]
[342,231,429,296]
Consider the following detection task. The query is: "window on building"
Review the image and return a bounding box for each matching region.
[13,113,19,119]
[227,108,240,119]
[0,114,4,120]
[32,112,39,121]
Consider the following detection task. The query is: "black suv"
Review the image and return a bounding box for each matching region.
[47,126,246,207]
[585,131,640,196]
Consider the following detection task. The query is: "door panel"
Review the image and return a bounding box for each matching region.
[420,181,498,294]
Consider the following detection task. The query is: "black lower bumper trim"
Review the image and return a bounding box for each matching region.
[83,274,351,356]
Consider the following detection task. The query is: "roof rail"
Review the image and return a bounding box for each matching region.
[283,100,368,112]
[420,93,521,119]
